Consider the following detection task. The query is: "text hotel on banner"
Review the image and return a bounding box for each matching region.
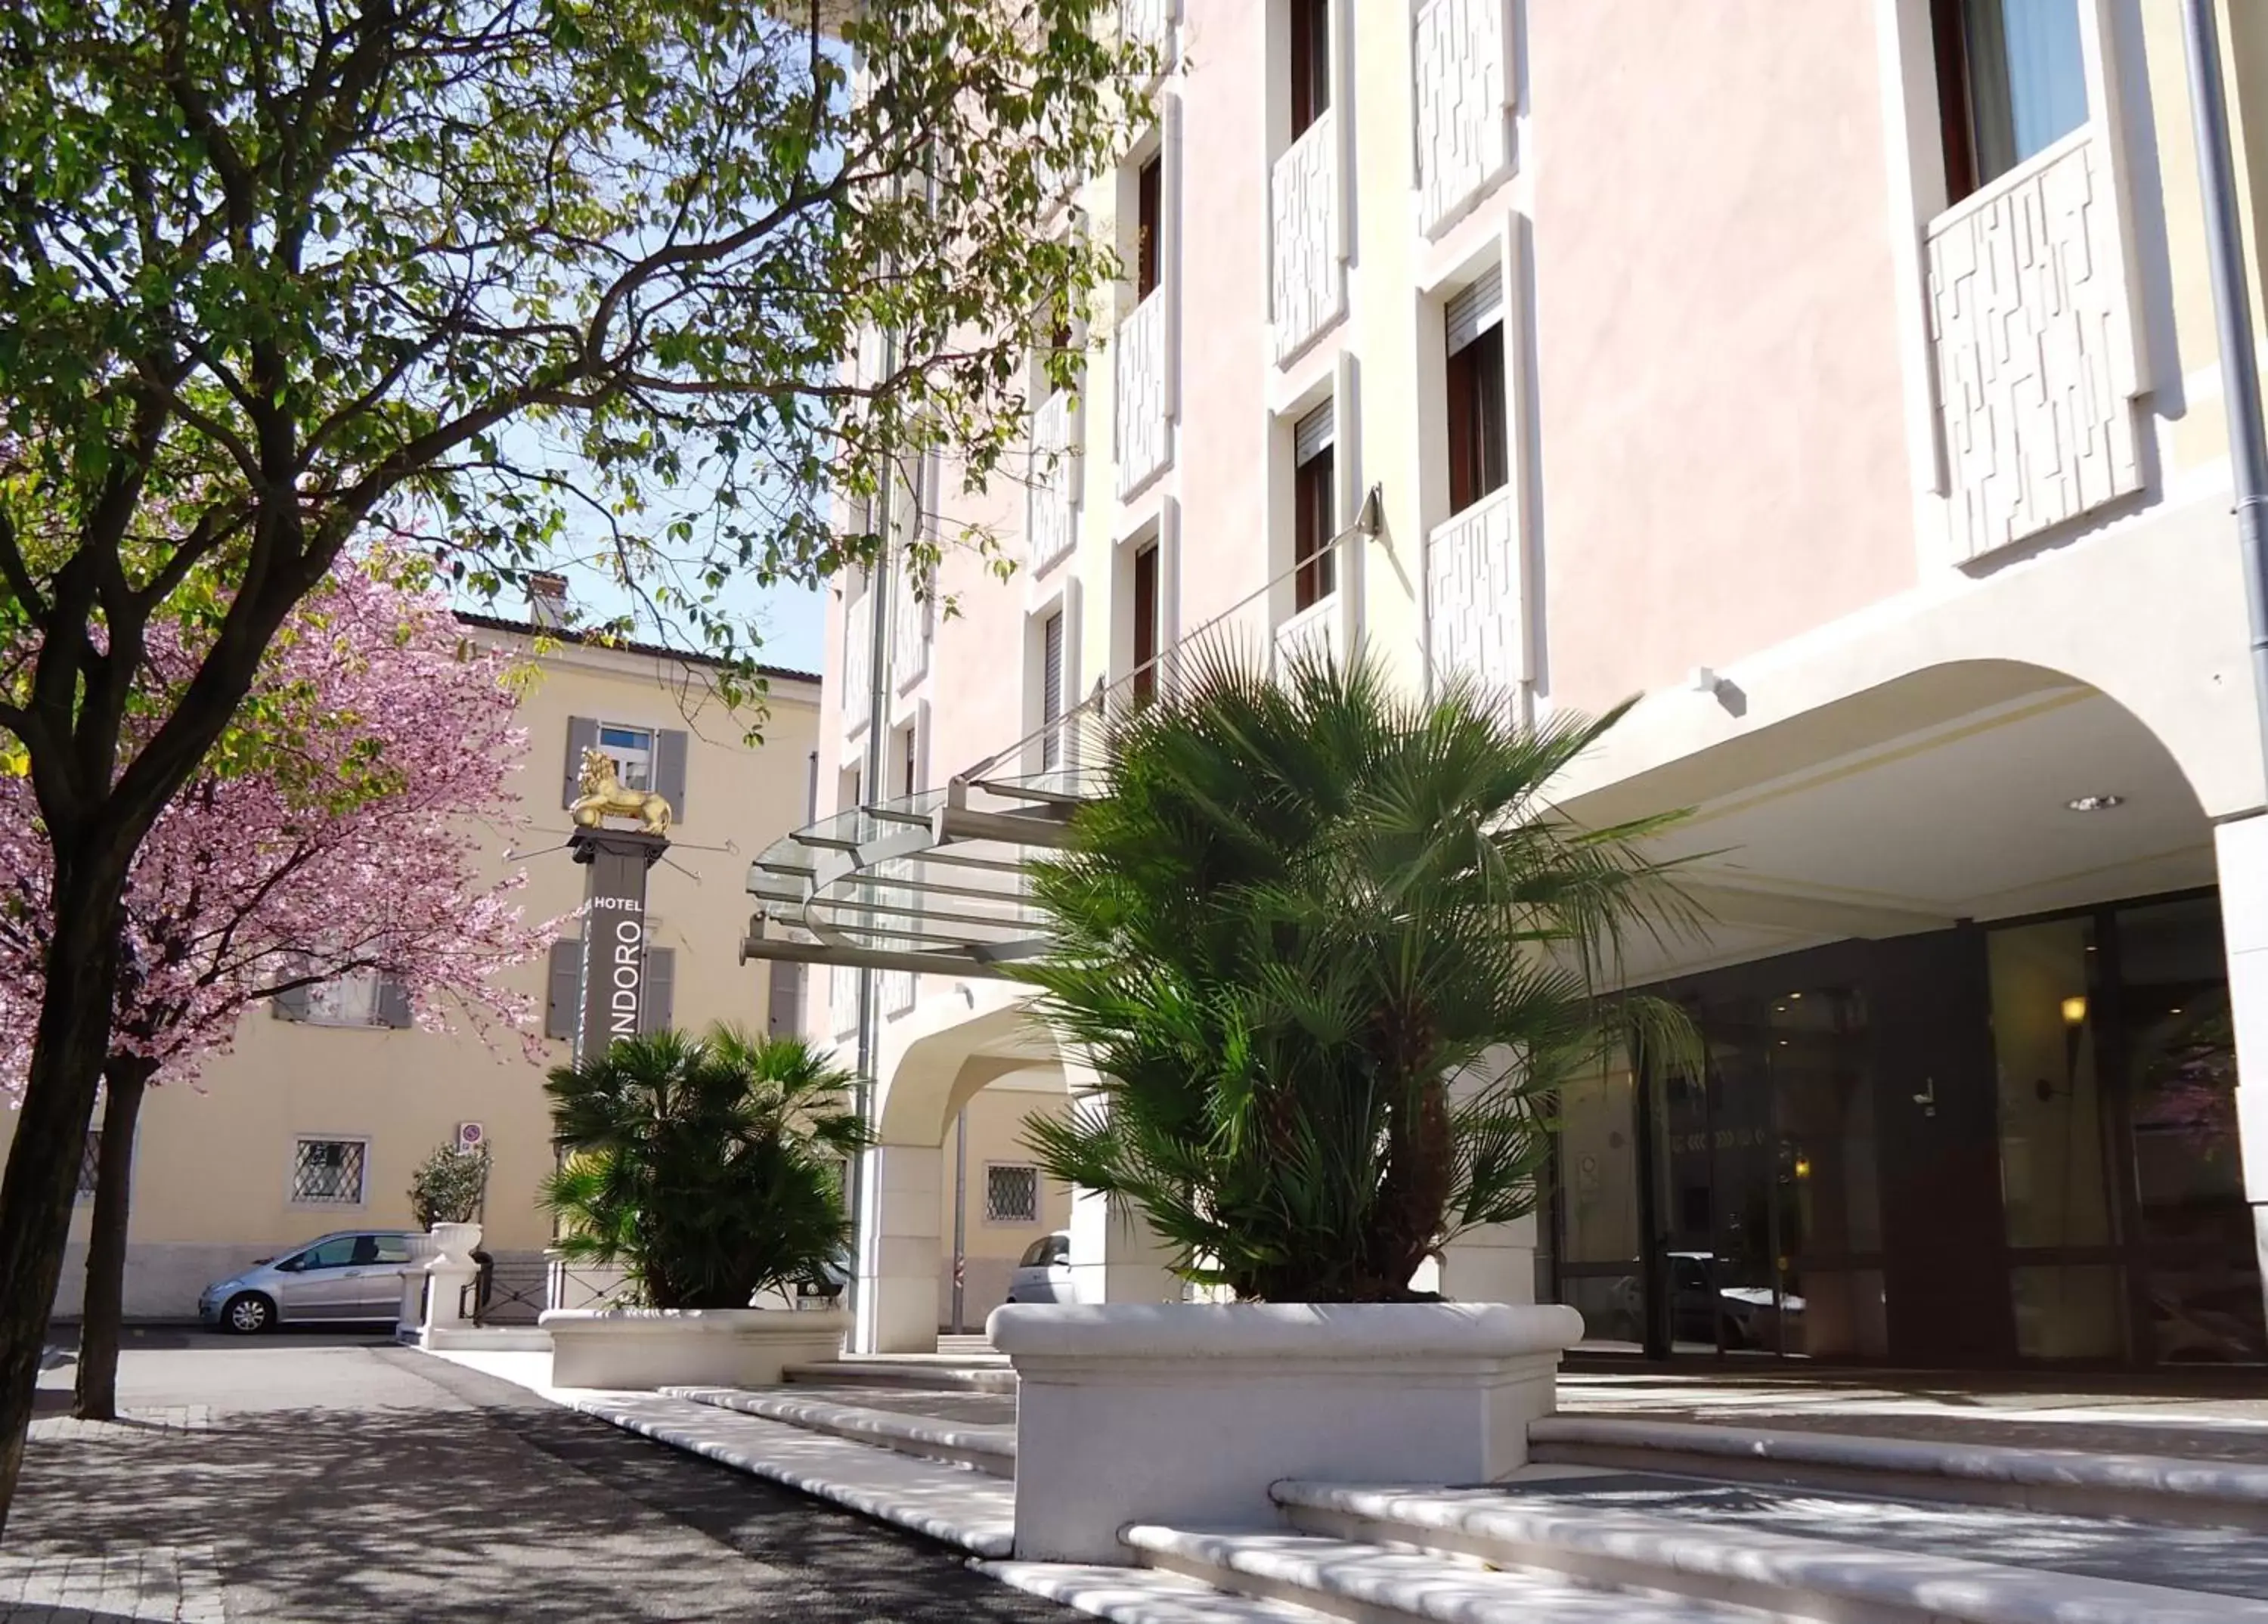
[570,828,666,1065]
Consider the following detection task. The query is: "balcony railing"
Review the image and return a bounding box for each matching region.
[1272,591,1344,674]
[1414,0,1513,237]
[1114,289,1171,497]
[1924,128,2140,563]
[841,603,872,731]
[1121,0,1172,60]
[831,959,860,1040]
[891,566,931,690]
[1424,483,1524,694]
[1028,388,1079,572]
[1270,109,1343,364]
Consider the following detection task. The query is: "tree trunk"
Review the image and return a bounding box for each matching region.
[73,1061,153,1424]
[0,857,131,1539]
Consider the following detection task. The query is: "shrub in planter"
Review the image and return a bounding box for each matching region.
[993,647,1702,1557]
[407,1140,490,1229]
[541,1025,870,1309]
[1014,645,1696,1303]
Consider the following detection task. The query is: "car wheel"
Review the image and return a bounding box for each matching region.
[221,1292,275,1335]
[1718,1316,1748,1352]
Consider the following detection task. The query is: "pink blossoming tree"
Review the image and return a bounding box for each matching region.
[0,560,556,1419]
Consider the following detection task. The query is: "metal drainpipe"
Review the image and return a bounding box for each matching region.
[2183,0,2268,1309]
[847,326,899,1355]
[2185,0,2268,768]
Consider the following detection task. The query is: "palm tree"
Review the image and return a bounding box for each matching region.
[1015,646,1695,1303]
[541,1026,872,1310]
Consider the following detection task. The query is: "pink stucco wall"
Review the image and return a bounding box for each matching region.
[1527,0,1919,713]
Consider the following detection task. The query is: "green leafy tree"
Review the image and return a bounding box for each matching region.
[542,1027,871,1311]
[0,0,1149,1523]
[1015,648,1696,1303]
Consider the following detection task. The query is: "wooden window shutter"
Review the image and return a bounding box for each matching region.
[544,940,582,1040]
[562,717,600,808]
[640,947,677,1035]
[654,728,689,820]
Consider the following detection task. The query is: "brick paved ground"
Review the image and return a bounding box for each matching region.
[4,1328,1078,1622]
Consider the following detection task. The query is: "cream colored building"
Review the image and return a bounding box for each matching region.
[18,611,1055,1323]
[764,1,2268,1369]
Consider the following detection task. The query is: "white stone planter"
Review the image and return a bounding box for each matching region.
[989,1300,1584,1564]
[428,1221,482,1262]
[540,1307,849,1390]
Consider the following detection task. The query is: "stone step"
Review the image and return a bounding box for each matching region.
[568,1389,1015,1557]
[1120,1525,1769,1623]
[1273,1477,2268,1624]
[664,1385,1016,1477]
[1530,1415,2268,1533]
[982,1559,1343,1624]
[786,1357,1018,1394]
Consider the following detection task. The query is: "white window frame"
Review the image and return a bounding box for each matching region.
[594,719,657,792]
[302,969,383,1029]
[287,1135,371,1210]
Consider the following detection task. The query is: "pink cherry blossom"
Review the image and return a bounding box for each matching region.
[0,556,559,1096]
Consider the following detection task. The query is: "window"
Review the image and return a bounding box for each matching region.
[563,718,689,820]
[597,723,654,791]
[1293,404,1336,612]
[1018,1232,1070,1268]
[1136,152,1163,300]
[280,969,411,1029]
[1132,542,1160,702]
[76,1130,99,1202]
[291,1139,368,1206]
[986,1163,1041,1224]
[294,1235,364,1269]
[1445,275,1508,514]
[1289,0,1331,138]
[898,721,919,799]
[1040,610,1067,770]
[1932,0,2087,200]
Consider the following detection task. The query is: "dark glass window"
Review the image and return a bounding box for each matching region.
[1446,324,1508,514]
[1136,153,1163,299]
[1132,542,1160,701]
[1294,443,1335,612]
[1290,0,1331,138]
[1932,0,2088,200]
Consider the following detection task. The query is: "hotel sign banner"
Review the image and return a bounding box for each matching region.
[569,827,668,1066]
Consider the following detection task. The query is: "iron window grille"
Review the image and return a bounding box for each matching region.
[984,1163,1040,1225]
[75,1130,100,1201]
[291,1138,367,1205]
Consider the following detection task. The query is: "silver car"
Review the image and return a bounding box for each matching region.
[197,1230,414,1334]
[1003,1230,1074,1304]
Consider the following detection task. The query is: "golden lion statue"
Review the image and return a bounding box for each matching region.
[569,747,673,835]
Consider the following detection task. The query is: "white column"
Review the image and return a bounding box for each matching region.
[1436,1213,1538,1306]
[854,1142,944,1354]
[2214,816,2268,1309]
[1061,1080,1179,1305]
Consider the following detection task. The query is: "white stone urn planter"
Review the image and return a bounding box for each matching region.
[427,1221,482,1263]
[989,1300,1584,1563]
[540,1306,850,1390]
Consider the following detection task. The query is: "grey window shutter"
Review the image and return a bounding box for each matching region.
[640,947,676,1034]
[562,716,600,809]
[1040,611,1066,770]
[271,983,311,1021]
[654,728,689,822]
[1445,269,1504,355]
[767,962,804,1038]
[1294,400,1334,465]
[544,940,582,1040]
[375,975,414,1029]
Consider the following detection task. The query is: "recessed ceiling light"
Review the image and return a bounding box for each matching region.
[2066,794,2125,813]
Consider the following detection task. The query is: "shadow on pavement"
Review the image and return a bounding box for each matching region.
[12,1347,1070,1623]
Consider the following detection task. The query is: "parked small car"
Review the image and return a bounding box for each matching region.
[197,1230,414,1334]
[1004,1230,1074,1304]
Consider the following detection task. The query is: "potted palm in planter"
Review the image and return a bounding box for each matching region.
[993,646,1695,1559]
[538,1026,870,1389]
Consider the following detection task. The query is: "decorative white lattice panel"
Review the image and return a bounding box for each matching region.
[1028,389,1080,572]
[841,605,872,732]
[1414,0,1511,237]
[1271,110,1344,364]
[1426,484,1525,698]
[1273,594,1344,675]
[1926,133,2140,562]
[1115,290,1172,497]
